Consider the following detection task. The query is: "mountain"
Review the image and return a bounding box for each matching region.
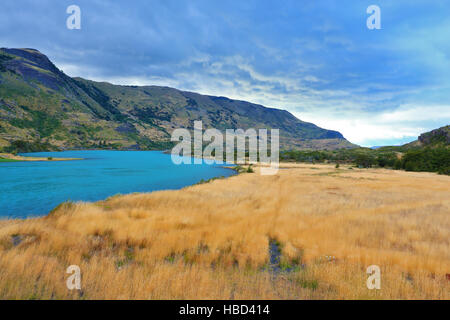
[0,48,356,152]
[403,125,450,148]
[398,126,449,174]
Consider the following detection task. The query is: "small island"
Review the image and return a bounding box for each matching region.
[0,153,82,162]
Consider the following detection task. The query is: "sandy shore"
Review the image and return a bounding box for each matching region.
[0,153,82,162]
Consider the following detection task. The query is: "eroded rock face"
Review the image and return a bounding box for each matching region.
[1,48,65,91]
[418,125,450,145]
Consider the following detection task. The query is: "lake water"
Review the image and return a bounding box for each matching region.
[0,150,235,219]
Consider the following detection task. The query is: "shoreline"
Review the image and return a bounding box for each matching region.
[7,164,242,221]
[0,150,241,220]
[0,161,435,221]
[0,163,447,299]
[0,152,82,162]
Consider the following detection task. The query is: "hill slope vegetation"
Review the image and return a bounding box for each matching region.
[0,48,355,153]
[281,125,450,175]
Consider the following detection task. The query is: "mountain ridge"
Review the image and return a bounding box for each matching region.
[0,48,356,152]
[403,125,450,148]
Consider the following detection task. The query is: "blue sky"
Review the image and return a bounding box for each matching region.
[1,0,449,146]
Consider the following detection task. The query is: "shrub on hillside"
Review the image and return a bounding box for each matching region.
[2,140,56,153]
[400,147,450,175]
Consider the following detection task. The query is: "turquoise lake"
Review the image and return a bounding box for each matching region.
[0,150,235,219]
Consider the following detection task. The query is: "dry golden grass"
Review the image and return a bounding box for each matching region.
[0,164,449,299]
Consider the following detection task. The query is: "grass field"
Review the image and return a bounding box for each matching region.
[0,164,448,299]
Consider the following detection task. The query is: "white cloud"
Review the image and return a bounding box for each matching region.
[294,104,450,146]
[379,104,450,123]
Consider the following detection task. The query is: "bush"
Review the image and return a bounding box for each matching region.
[438,166,450,175]
[355,153,376,168]
[400,147,449,175]
[279,146,449,175]
[404,161,417,172]
[376,152,397,167]
[3,140,56,153]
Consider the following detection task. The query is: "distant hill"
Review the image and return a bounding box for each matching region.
[0,48,356,153]
[403,125,450,148]
[281,125,449,174]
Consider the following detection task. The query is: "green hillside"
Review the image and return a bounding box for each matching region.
[402,125,450,148]
[0,48,356,153]
[281,125,450,175]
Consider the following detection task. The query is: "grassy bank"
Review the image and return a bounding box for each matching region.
[280,146,450,175]
[0,164,448,299]
[0,157,19,162]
